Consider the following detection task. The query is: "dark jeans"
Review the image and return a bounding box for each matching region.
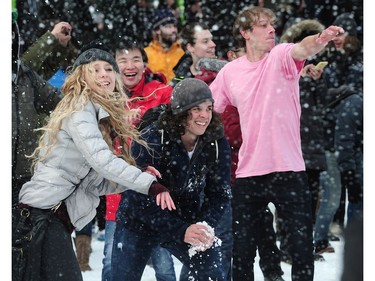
[75,220,92,237]
[179,206,233,281]
[232,171,314,281]
[111,224,226,281]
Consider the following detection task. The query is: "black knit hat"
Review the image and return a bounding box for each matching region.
[152,9,177,30]
[171,78,214,115]
[333,13,357,37]
[72,40,119,73]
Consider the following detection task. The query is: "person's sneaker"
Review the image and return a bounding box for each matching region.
[264,273,285,281]
[315,239,335,254]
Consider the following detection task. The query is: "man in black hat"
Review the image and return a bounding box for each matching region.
[144,8,185,83]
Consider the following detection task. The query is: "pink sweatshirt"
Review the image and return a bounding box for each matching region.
[210,43,306,178]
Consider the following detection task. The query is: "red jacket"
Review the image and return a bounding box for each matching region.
[221,105,242,187]
[106,69,173,221]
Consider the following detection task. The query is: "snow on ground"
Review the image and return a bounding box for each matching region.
[82,233,344,281]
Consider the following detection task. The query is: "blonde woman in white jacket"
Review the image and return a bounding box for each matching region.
[16,42,175,281]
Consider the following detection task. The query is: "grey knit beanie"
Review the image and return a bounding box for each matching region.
[72,48,119,73]
[171,78,214,115]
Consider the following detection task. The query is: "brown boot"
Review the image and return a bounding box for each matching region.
[75,235,92,272]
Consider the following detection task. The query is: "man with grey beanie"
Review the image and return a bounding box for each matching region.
[112,78,233,281]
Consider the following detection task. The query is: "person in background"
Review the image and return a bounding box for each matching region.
[209,6,344,281]
[326,85,363,225]
[330,19,363,227]
[325,12,363,232]
[17,43,174,281]
[12,18,72,208]
[144,8,185,83]
[111,78,232,281]
[170,21,217,87]
[309,13,362,255]
[21,21,76,80]
[101,39,176,281]
[309,11,363,252]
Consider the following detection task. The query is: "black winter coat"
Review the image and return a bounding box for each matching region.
[299,72,328,171]
[117,121,232,242]
[327,87,363,174]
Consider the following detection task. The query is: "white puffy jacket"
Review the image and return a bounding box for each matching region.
[19,100,156,230]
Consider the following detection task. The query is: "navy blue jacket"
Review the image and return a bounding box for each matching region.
[334,93,363,174]
[325,86,363,175]
[117,121,232,242]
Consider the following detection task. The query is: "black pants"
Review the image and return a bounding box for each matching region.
[232,171,314,281]
[31,208,82,281]
[258,206,284,277]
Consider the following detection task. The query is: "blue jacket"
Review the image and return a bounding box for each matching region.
[325,86,363,176]
[117,121,232,242]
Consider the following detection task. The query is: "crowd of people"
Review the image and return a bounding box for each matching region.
[12,1,363,281]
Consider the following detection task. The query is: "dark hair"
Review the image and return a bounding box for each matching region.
[115,39,148,63]
[342,35,361,54]
[158,104,222,138]
[180,22,210,51]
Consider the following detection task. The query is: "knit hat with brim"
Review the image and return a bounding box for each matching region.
[152,9,177,30]
[73,40,119,73]
[171,78,214,115]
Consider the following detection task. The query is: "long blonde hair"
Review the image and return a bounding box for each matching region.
[29,62,146,170]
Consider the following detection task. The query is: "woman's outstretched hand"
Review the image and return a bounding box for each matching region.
[156,191,176,211]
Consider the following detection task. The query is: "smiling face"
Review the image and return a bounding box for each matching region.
[85,60,116,92]
[115,48,145,89]
[187,28,216,61]
[184,100,213,138]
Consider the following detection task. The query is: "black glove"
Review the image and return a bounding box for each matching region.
[148,181,170,197]
[341,170,363,204]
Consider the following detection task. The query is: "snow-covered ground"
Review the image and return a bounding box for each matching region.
[82,231,344,281]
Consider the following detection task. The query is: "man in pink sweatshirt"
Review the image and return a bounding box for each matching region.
[210,6,344,281]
